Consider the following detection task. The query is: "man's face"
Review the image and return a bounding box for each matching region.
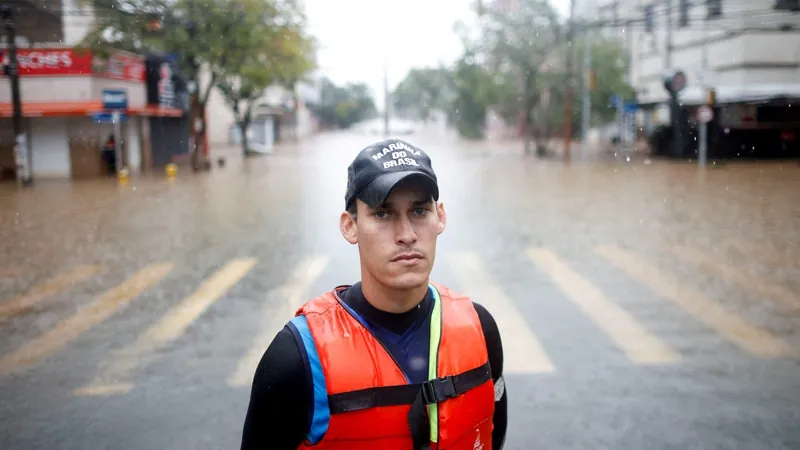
[340,181,447,291]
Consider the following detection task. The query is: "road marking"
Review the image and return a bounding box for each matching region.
[0,262,173,378]
[730,241,799,269]
[595,245,794,358]
[228,255,329,388]
[449,251,555,374]
[75,258,257,396]
[526,248,680,365]
[0,265,101,319]
[665,244,800,312]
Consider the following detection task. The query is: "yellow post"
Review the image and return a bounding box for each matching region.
[117,167,129,185]
[165,163,177,179]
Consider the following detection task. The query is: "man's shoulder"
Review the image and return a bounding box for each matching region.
[296,287,345,315]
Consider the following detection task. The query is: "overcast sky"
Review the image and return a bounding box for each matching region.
[303,0,571,109]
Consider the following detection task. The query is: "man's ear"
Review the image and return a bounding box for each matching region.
[436,201,447,235]
[340,211,358,245]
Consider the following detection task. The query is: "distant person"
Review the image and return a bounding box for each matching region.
[240,139,508,449]
[101,135,116,174]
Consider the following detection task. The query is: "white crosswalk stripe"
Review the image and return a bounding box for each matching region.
[228,255,330,388]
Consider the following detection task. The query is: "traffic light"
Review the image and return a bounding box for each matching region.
[663,69,687,94]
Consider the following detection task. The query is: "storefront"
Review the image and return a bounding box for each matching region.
[0,48,186,180]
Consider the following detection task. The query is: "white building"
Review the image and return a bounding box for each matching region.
[595,0,800,112]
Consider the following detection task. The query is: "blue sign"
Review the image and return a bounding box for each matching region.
[102,89,128,110]
[92,112,128,124]
[623,101,639,113]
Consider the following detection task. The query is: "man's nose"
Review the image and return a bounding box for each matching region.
[395,216,418,245]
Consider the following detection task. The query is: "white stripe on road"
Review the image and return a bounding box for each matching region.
[665,244,800,312]
[449,251,555,374]
[596,245,795,358]
[75,258,257,396]
[227,255,329,388]
[527,248,681,365]
[0,265,101,319]
[0,262,173,378]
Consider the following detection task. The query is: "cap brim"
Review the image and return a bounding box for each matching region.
[357,171,439,208]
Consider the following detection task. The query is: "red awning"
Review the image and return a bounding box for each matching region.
[0,101,185,118]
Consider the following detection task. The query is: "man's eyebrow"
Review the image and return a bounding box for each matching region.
[376,198,433,209]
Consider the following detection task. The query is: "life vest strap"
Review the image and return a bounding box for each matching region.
[327,361,491,414]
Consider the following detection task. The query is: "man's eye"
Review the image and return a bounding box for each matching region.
[412,208,427,215]
[374,211,388,219]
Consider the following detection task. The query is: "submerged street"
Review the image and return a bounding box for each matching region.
[1,130,799,449]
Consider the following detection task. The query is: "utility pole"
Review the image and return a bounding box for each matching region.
[665,0,673,70]
[562,0,577,162]
[383,62,390,137]
[698,5,710,168]
[581,29,592,155]
[1,5,31,186]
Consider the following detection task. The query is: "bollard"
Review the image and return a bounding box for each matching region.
[165,163,177,179]
[117,167,129,185]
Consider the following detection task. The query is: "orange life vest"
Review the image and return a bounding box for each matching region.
[289,282,495,450]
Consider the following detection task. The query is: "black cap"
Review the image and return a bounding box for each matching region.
[345,139,439,210]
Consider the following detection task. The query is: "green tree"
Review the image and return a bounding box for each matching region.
[446,51,496,140]
[532,36,635,137]
[477,0,563,153]
[79,0,219,168]
[308,78,377,129]
[214,0,315,155]
[78,0,314,166]
[392,67,450,123]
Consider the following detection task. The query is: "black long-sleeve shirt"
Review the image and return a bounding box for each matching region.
[240,284,507,450]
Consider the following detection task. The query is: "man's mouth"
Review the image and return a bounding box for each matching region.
[390,252,424,262]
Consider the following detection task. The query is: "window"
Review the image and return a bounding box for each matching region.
[645,4,654,33]
[679,0,690,27]
[707,0,722,19]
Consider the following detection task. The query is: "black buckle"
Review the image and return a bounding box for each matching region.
[420,376,457,405]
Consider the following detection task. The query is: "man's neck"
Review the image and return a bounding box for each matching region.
[360,275,430,314]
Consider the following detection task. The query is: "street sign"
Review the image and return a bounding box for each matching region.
[102,88,128,110]
[91,111,127,123]
[697,105,714,124]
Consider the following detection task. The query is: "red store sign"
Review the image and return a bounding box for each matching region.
[1,48,145,83]
[1,48,93,76]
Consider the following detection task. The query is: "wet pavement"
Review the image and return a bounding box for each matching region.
[0,130,799,449]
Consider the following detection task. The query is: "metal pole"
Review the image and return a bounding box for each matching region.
[113,110,122,174]
[698,114,707,168]
[562,0,577,162]
[2,6,31,187]
[383,63,390,137]
[698,6,710,168]
[581,31,592,155]
[665,0,672,70]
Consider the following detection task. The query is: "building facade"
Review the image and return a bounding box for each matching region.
[1,0,320,179]
[591,0,800,157]
[596,0,800,112]
[0,0,189,180]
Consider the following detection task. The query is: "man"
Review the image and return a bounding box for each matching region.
[240,139,507,450]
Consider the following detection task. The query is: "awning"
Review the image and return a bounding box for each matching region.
[0,101,185,118]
